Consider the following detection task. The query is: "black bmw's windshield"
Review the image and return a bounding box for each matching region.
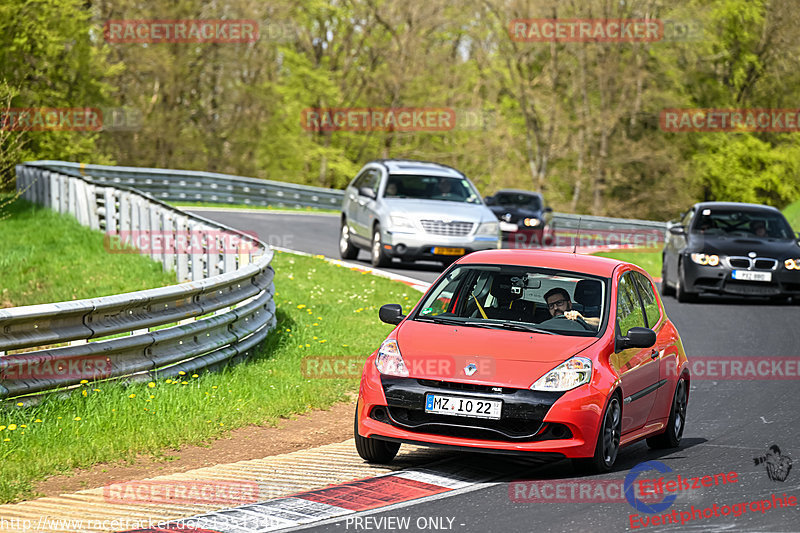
[414,264,607,337]
[691,209,795,239]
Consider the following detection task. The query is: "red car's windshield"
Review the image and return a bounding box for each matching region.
[415,264,608,337]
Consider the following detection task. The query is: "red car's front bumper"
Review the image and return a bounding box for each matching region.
[356,360,611,459]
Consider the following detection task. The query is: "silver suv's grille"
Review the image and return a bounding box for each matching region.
[420,220,474,236]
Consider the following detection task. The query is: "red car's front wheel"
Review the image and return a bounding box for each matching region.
[354,407,400,463]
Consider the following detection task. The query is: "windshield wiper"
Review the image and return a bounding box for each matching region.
[416,316,467,326]
[464,321,557,335]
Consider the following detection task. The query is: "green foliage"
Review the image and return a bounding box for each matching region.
[783,199,800,231]
[2,0,799,218]
[0,0,117,176]
[693,134,800,207]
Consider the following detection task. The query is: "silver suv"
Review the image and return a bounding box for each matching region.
[339,159,500,267]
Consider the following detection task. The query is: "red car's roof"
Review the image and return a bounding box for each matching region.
[459,249,624,277]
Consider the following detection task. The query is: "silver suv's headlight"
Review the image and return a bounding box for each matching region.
[476,221,499,235]
[531,357,592,391]
[390,215,415,230]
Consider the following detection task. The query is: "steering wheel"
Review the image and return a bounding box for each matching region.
[550,313,595,331]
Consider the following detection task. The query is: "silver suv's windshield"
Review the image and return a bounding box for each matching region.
[414,265,607,337]
[691,209,794,239]
[384,175,481,204]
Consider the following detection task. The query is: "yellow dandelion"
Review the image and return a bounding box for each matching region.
[16,402,23,407]
[82,390,88,397]
[0,426,6,431]
[93,388,101,392]
[319,340,327,343]
[73,417,81,421]
[34,419,41,423]
[165,379,172,384]
[178,371,186,376]
[3,439,9,442]
[313,336,318,340]
[305,344,311,348]
[181,381,188,385]
[79,380,88,384]
[313,323,318,326]
[19,425,26,428]
[149,395,155,399]
[192,374,199,378]
[212,386,218,389]
[148,382,155,388]
[7,424,17,431]
[129,394,136,398]
[297,304,306,309]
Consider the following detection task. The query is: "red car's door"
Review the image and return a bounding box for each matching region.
[611,271,660,433]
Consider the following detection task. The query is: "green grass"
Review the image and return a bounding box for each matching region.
[0,197,175,307]
[591,250,663,279]
[783,199,800,231]
[172,201,339,214]
[0,252,421,503]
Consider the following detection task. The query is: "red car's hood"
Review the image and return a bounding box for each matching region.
[394,320,600,388]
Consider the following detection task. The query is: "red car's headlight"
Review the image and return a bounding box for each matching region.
[531,356,592,392]
[375,339,409,377]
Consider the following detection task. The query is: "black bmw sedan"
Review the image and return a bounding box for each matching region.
[484,189,553,248]
[661,202,800,302]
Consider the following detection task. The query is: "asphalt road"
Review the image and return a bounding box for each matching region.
[192,209,800,533]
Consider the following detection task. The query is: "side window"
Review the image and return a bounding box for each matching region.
[682,209,694,228]
[362,169,381,194]
[632,272,660,328]
[616,273,645,336]
[351,170,368,190]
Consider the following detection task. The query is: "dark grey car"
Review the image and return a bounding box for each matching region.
[661,201,800,302]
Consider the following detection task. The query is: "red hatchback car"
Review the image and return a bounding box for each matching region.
[355,249,689,472]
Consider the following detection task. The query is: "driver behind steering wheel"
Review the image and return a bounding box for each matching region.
[544,287,600,328]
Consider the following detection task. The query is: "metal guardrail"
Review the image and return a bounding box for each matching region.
[32,160,345,210]
[0,164,277,403]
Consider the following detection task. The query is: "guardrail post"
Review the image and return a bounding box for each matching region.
[103,188,116,233]
[120,191,131,234]
[87,184,100,230]
[58,174,68,214]
[161,209,175,275]
[175,214,189,281]
[207,229,220,278]
[190,221,204,282]
[48,171,58,210]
